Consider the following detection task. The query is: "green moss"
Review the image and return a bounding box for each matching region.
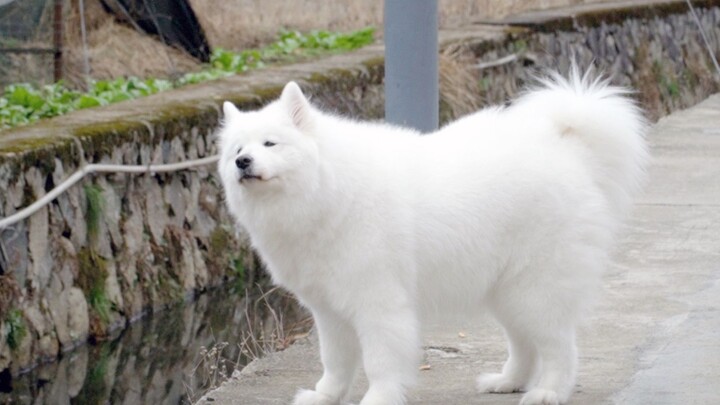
[251,85,285,104]
[206,226,235,278]
[306,67,369,95]
[209,227,231,256]
[651,59,663,78]
[155,267,183,303]
[682,67,699,89]
[327,68,359,84]
[231,258,246,292]
[0,136,67,155]
[360,56,385,83]
[154,103,217,134]
[503,26,531,36]
[307,72,334,85]
[0,136,74,178]
[361,56,385,71]
[73,345,110,403]
[2,102,218,176]
[73,120,150,158]
[479,77,492,93]
[4,308,26,350]
[84,184,104,244]
[89,287,111,325]
[153,227,187,303]
[70,103,218,164]
[72,120,146,139]
[651,60,681,100]
[512,39,528,53]
[77,248,110,324]
[221,94,265,111]
[665,77,680,99]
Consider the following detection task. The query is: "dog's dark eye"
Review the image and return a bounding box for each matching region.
[264,141,276,147]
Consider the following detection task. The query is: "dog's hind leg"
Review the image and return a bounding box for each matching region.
[519,326,577,405]
[481,271,584,405]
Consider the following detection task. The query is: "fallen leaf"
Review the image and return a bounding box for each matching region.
[419,364,431,371]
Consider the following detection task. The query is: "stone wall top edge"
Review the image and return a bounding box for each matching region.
[476,0,718,32]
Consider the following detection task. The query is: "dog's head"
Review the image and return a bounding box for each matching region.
[217,82,321,199]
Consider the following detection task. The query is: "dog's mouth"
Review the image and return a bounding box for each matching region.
[239,173,263,183]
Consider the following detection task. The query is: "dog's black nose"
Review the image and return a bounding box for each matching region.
[236,156,253,170]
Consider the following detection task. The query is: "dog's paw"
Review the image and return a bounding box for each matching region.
[476,372,525,393]
[358,385,406,405]
[519,388,560,405]
[292,389,338,405]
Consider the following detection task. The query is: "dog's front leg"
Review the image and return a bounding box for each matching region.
[354,302,421,405]
[293,307,360,405]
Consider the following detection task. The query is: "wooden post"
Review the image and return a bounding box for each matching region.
[53,0,63,82]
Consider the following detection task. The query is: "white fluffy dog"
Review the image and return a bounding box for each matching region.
[217,69,648,405]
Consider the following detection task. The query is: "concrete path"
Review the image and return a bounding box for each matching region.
[199,95,720,404]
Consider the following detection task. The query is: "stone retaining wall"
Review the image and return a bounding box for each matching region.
[471,0,720,120]
[1,0,718,374]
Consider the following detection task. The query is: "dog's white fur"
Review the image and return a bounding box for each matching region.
[217,69,648,405]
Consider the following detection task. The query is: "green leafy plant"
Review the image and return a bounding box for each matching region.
[5,309,26,350]
[0,27,375,130]
[0,83,79,128]
[265,27,375,57]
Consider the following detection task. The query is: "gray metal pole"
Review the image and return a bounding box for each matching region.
[384,0,439,133]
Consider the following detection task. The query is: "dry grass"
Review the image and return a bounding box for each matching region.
[182,286,312,403]
[63,0,201,88]
[439,44,483,120]
[0,50,56,88]
[237,286,313,357]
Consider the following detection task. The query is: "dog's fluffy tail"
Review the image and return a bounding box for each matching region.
[515,66,650,219]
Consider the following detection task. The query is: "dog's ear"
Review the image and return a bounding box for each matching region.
[280,82,313,131]
[223,101,241,120]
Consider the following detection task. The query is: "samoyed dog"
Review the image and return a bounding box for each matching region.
[217,69,647,405]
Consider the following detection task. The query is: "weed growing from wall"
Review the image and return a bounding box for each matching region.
[4,308,26,350]
[84,184,104,245]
